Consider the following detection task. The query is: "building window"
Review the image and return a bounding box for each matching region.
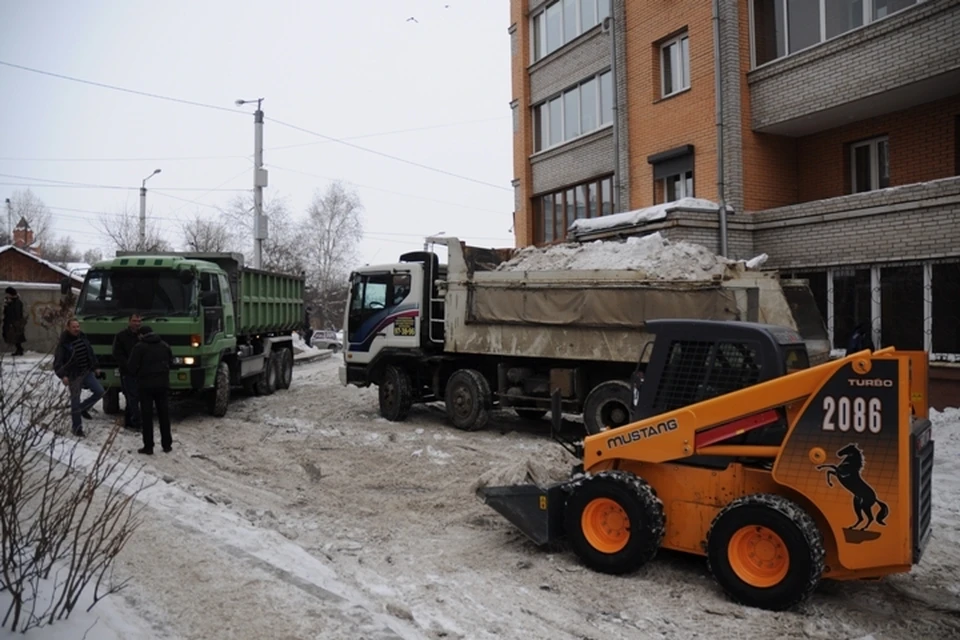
[532,0,609,62]
[534,175,614,244]
[832,268,873,350]
[661,34,690,98]
[751,0,918,66]
[933,262,960,355]
[851,136,890,193]
[881,265,924,351]
[648,144,695,204]
[532,70,613,152]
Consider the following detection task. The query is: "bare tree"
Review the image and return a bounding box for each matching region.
[81,248,103,265]
[95,206,171,253]
[4,189,54,247]
[180,212,231,252]
[36,236,81,266]
[219,193,305,274]
[304,182,363,328]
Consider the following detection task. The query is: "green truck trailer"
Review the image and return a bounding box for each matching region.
[65,252,304,417]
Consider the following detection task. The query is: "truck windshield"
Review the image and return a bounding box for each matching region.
[78,269,196,317]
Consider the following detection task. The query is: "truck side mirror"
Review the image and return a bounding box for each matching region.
[60,277,72,295]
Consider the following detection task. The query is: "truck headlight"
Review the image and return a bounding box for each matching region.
[182,356,196,366]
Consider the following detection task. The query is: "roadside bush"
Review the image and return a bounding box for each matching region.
[0,356,151,633]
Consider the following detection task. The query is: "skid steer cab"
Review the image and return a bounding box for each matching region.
[478,319,934,611]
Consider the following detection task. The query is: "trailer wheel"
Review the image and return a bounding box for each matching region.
[101,387,121,415]
[208,362,231,417]
[565,470,665,574]
[277,348,294,390]
[706,494,825,611]
[445,369,491,431]
[583,380,632,435]
[255,352,278,396]
[379,365,413,422]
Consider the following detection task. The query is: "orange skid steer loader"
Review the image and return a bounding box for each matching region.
[478,320,934,611]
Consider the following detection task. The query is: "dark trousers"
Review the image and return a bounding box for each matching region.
[121,374,141,428]
[139,386,172,451]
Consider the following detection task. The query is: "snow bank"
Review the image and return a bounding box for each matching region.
[568,197,720,235]
[291,331,321,355]
[496,231,768,280]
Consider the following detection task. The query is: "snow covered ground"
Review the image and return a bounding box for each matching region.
[2,356,959,640]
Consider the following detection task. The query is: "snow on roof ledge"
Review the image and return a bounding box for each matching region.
[568,198,721,235]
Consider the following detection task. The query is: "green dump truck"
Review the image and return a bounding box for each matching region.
[67,252,304,417]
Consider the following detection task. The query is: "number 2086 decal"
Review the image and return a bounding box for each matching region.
[821,396,883,434]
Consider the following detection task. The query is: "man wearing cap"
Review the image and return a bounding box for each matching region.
[127,325,174,455]
[2,286,26,356]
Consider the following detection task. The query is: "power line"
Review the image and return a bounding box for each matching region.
[0,173,248,192]
[0,153,251,163]
[267,117,511,192]
[0,60,247,116]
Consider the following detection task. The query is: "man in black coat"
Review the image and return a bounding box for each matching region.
[3,286,26,356]
[53,318,104,436]
[112,314,142,431]
[128,325,173,455]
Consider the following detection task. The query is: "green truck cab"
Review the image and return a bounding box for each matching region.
[67,252,304,417]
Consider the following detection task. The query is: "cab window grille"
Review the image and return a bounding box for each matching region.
[653,340,761,413]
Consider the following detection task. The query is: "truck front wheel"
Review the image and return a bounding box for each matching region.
[379,365,413,422]
[208,362,230,417]
[444,369,491,431]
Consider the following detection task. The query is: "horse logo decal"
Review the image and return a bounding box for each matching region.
[816,443,889,543]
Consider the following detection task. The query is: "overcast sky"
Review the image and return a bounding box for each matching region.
[0,0,514,267]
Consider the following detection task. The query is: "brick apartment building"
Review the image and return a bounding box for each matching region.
[508,0,960,406]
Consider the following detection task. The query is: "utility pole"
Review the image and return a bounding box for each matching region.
[603,0,621,214]
[236,97,268,268]
[140,168,162,249]
[4,198,11,244]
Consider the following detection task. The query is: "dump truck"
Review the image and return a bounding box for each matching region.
[478,319,934,611]
[67,252,303,417]
[340,235,830,434]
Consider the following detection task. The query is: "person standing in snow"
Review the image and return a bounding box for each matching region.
[3,286,26,356]
[112,313,142,431]
[128,325,173,455]
[53,318,104,437]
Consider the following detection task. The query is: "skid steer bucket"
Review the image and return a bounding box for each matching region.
[477,482,568,546]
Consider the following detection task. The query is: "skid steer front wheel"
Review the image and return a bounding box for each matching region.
[564,470,665,574]
[706,494,825,611]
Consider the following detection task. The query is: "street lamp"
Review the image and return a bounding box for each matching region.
[140,168,161,249]
[235,97,267,268]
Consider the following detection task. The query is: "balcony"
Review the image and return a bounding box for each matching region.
[747,0,960,136]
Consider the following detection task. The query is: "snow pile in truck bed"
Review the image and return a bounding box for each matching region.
[496,231,759,280]
[568,197,720,234]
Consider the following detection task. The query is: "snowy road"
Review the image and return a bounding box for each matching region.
[5,355,960,639]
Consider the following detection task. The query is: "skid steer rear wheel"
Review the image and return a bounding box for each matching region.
[564,470,665,574]
[379,365,413,422]
[583,380,632,435]
[445,369,491,431]
[706,494,825,611]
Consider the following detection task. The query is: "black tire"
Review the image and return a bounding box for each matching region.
[583,380,633,435]
[102,387,121,415]
[444,369,491,431]
[277,348,293,390]
[208,362,231,417]
[706,494,825,611]
[379,365,414,422]
[255,352,278,396]
[564,470,665,574]
[242,375,260,396]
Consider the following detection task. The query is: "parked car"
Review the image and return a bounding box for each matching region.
[311,330,342,352]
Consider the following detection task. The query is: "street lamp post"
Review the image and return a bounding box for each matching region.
[139,168,161,249]
[235,97,268,269]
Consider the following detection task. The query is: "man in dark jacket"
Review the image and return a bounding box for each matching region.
[53,318,104,436]
[128,325,173,455]
[3,286,26,356]
[112,314,142,431]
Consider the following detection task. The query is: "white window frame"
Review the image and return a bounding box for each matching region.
[532,69,614,154]
[662,170,694,202]
[749,0,919,68]
[530,0,607,63]
[660,34,690,99]
[850,136,889,193]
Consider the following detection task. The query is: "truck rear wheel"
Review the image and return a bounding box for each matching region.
[208,362,230,417]
[583,380,632,435]
[101,387,121,415]
[565,470,665,574]
[277,348,293,390]
[444,369,491,431]
[706,494,825,611]
[255,352,278,396]
[379,365,413,422]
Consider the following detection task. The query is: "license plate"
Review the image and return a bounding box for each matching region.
[114,369,120,377]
